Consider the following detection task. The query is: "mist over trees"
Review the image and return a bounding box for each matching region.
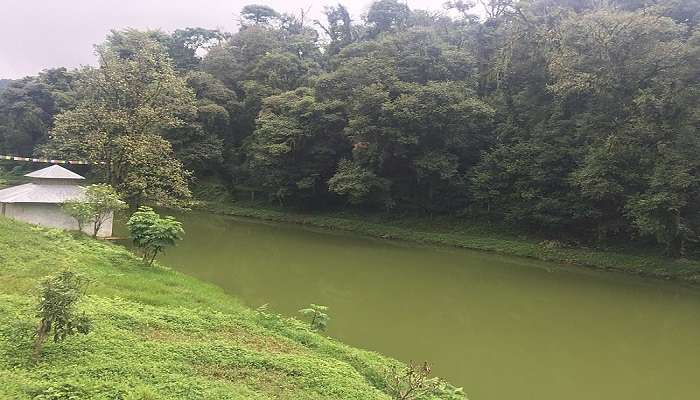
[2,0,700,256]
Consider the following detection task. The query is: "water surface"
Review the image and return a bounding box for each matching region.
[123,210,700,400]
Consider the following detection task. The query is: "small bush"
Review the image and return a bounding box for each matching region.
[127,207,184,266]
[385,361,442,400]
[298,304,330,332]
[33,271,91,361]
[63,184,127,237]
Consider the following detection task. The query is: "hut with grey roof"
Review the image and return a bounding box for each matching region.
[0,165,113,237]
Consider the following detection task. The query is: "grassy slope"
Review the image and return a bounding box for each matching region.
[204,202,700,285]
[0,217,459,400]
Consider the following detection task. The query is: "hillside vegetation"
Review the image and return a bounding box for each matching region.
[0,216,461,399]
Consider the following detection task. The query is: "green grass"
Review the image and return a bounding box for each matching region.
[0,217,463,400]
[203,202,700,285]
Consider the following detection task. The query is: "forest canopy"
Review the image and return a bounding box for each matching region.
[1,0,700,256]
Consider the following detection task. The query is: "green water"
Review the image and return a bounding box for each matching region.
[131,211,700,399]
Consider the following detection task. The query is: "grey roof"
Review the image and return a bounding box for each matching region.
[25,165,85,180]
[0,183,86,203]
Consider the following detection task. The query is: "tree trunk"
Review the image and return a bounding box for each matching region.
[148,249,159,266]
[32,319,51,362]
[666,210,683,258]
[667,235,684,258]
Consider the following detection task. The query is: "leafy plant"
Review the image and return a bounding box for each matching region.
[385,361,441,400]
[33,271,91,361]
[127,206,184,266]
[33,383,90,400]
[298,303,330,332]
[63,184,127,237]
[61,201,93,233]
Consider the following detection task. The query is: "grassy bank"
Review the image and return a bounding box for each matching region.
[204,202,700,285]
[0,216,463,399]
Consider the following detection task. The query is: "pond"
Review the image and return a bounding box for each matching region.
[120,210,700,400]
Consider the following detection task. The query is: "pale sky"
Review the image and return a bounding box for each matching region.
[0,0,460,79]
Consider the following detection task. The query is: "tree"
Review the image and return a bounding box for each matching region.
[202,18,322,146]
[63,184,127,237]
[127,207,184,266]
[335,81,493,211]
[328,159,392,207]
[0,68,77,155]
[61,201,93,234]
[315,4,356,56]
[240,5,281,26]
[546,9,685,124]
[0,79,11,92]
[164,71,241,174]
[45,29,196,208]
[113,135,192,208]
[167,28,228,71]
[624,138,700,257]
[33,271,91,361]
[298,303,330,332]
[366,0,412,36]
[246,87,349,205]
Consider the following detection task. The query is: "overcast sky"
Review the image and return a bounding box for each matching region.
[0,0,459,79]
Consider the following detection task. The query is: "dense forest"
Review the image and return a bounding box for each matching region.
[1,0,700,256]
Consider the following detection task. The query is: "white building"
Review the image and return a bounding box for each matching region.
[0,165,113,237]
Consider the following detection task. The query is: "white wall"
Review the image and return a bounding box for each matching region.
[2,203,113,237]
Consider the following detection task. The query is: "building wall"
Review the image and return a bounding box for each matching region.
[1,203,113,237]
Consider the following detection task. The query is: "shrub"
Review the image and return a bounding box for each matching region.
[63,184,127,237]
[33,271,91,361]
[298,304,330,332]
[127,206,184,266]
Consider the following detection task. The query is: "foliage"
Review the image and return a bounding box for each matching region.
[44,29,195,208]
[111,134,192,208]
[33,271,91,361]
[298,303,330,332]
[127,207,184,266]
[0,69,76,155]
[246,87,349,205]
[240,4,281,26]
[167,28,229,71]
[163,71,239,173]
[32,383,91,400]
[384,361,465,400]
[366,0,411,36]
[0,216,431,399]
[0,78,11,92]
[328,159,391,207]
[61,201,93,233]
[62,184,126,237]
[385,361,440,400]
[5,0,700,256]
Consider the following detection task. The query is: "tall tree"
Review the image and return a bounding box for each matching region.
[45,30,196,207]
[246,87,349,205]
[0,68,77,155]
